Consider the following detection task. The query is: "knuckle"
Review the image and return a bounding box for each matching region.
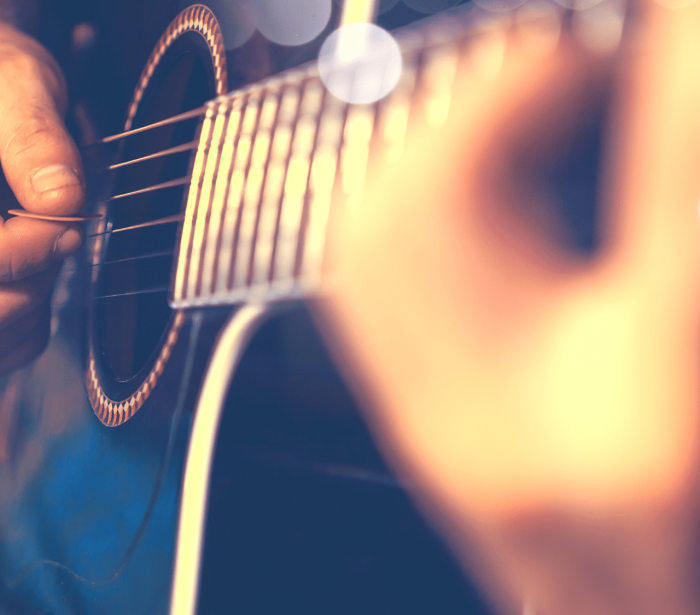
[0,41,64,101]
[3,110,64,160]
[0,252,19,283]
[0,48,43,81]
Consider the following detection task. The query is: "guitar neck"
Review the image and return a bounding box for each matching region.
[170,3,474,309]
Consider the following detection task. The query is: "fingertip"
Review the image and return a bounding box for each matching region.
[29,164,85,215]
[54,224,85,258]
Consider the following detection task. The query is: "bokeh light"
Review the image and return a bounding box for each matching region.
[332,0,402,16]
[318,23,403,104]
[473,0,526,13]
[651,0,698,9]
[515,1,561,52]
[572,0,624,54]
[249,0,333,46]
[551,0,604,12]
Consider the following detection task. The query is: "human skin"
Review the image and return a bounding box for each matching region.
[0,17,86,375]
[318,1,700,614]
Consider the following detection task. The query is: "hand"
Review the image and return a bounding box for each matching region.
[320,3,700,615]
[0,22,85,375]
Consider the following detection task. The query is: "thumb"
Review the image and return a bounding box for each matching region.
[0,23,85,216]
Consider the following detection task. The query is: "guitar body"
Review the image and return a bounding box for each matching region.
[0,4,489,615]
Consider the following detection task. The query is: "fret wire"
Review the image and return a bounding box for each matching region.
[188,99,232,298]
[250,86,300,287]
[93,286,170,300]
[233,88,280,290]
[93,249,174,267]
[271,80,324,288]
[422,43,460,128]
[106,176,190,201]
[266,85,305,288]
[174,104,217,300]
[222,91,265,292]
[299,91,348,287]
[216,91,265,294]
[106,141,197,171]
[291,83,328,281]
[167,3,490,310]
[89,214,184,237]
[339,102,377,216]
[204,97,246,297]
[378,50,418,165]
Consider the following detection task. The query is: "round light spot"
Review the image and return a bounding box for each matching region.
[516,1,561,52]
[250,0,332,46]
[572,0,624,54]
[551,0,603,11]
[72,22,98,52]
[318,23,403,104]
[403,0,463,13]
[473,0,526,12]
[332,0,402,15]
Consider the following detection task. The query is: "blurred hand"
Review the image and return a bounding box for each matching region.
[0,22,85,375]
[320,3,700,615]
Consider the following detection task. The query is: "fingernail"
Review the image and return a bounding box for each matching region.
[31,164,81,194]
[55,227,83,257]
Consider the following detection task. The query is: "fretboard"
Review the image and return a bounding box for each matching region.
[170,3,475,309]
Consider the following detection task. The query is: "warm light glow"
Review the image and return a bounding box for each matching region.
[318,23,403,104]
[340,0,379,25]
[422,45,459,127]
[516,1,562,53]
[573,0,625,53]
[249,0,332,46]
[551,0,604,12]
[340,105,375,213]
[473,0,526,13]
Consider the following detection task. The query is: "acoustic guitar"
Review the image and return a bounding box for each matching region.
[0,4,493,614]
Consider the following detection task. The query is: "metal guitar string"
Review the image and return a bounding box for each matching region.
[97,105,208,144]
[2,311,203,589]
[93,249,174,267]
[106,141,197,170]
[93,286,172,300]
[89,214,185,238]
[105,176,191,201]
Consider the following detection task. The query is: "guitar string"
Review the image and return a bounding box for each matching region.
[89,214,185,238]
[105,141,197,170]
[93,105,207,145]
[2,312,203,589]
[85,103,229,278]
[106,176,190,201]
[92,249,173,266]
[87,91,267,292]
[93,286,170,300]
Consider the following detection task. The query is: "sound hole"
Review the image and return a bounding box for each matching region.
[96,40,212,383]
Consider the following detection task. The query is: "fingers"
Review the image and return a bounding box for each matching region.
[0,263,60,326]
[0,297,51,375]
[604,1,700,274]
[0,24,85,216]
[0,215,84,282]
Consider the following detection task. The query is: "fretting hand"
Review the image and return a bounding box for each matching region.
[320,3,700,614]
[0,22,85,375]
